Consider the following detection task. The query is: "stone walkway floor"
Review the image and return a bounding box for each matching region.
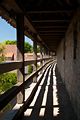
[23,64,77,120]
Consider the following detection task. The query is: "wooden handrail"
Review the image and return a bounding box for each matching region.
[0,60,53,111]
[0,57,53,74]
[12,64,53,120]
[0,61,23,74]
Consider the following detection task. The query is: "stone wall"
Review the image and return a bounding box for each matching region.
[57,10,80,120]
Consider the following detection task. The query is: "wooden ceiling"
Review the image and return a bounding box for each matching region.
[0,0,79,52]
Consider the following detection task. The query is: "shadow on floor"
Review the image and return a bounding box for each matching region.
[23,65,77,120]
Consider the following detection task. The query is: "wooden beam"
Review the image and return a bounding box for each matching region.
[36,26,67,29]
[34,22,69,27]
[0,60,53,111]
[42,36,63,39]
[16,14,25,104]
[27,10,73,14]
[32,20,69,23]
[39,31,65,33]
[40,46,43,69]
[11,62,53,120]
[0,62,22,74]
[33,41,37,82]
[40,33,64,36]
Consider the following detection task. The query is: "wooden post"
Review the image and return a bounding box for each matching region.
[44,48,47,62]
[16,14,25,103]
[33,41,37,82]
[42,48,45,64]
[40,46,43,66]
[40,46,43,74]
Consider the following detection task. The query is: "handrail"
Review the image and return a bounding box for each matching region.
[12,63,53,120]
[0,59,53,111]
[0,57,52,74]
[0,61,23,74]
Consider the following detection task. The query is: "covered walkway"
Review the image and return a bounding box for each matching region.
[0,0,80,120]
[2,62,76,120]
[23,63,77,120]
[0,62,77,120]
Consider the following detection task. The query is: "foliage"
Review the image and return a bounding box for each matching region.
[0,43,5,62]
[24,42,33,53]
[4,40,33,53]
[4,40,16,45]
[0,43,4,53]
[37,45,40,53]
[28,65,33,74]
[0,73,17,94]
[0,56,5,62]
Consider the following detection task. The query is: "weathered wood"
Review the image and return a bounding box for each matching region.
[39,30,65,33]
[40,46,43,66]
[33,41,37,82]
[16,14,25,103]
[27,10,73,14]
[0,60,53,111]
[32,20,69,23]
[12,63,53,120]
[0,61,22,74]
[0,58,52,74]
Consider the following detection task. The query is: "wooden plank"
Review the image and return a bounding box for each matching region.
[12,62,53,120]
[33,41,37,82]
[16,14,25,103]
[27,10,73,14]
[0,59,53,111]
[36,26,67,29]
[0,61,22,74]
[32,20,69,23]
[0,58,51,74]
[40,46,43,66]
[39,31,65,33]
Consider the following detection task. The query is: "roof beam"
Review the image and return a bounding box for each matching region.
[27,10,73,14]
[40,34,64,36]
[34,22,69,26]
[32,20,69,23]
[42,37,63,39]
[39,31,65,33]
[36,26,67,29]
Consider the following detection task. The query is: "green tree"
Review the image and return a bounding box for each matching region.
[4,40,16,45]
[24,42,33,53]
[28,65,33,74]
[37,45,40,53]
[4,40,33,53]
[0,73,17,93]
[0,43,5,62]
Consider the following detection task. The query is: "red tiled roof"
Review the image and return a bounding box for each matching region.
[3,45,40,61]
[3,45,17,60]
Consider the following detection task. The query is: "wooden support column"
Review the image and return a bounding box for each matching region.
[40,46,43,66]
[48,51,50,58]
[44,48,48,62]
[33,41,37,82]
[40,46,43,74]
[16,14,25,103]
[42,48,45,64]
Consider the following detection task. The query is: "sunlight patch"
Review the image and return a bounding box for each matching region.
[39,108,45,116]
[30,86,41,106]
[53,107,59,116]
[25,108,32,116]
[53,86,59,106]
[42,86,48,106]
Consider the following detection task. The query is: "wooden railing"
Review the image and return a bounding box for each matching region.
[0,57,53,112]
[0,57,52,74]
[12,63,53,120]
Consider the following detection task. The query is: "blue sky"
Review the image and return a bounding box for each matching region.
[0,17,33,45]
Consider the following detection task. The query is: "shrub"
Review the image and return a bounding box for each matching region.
[0,73,17,93]
[28,65,33,74]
